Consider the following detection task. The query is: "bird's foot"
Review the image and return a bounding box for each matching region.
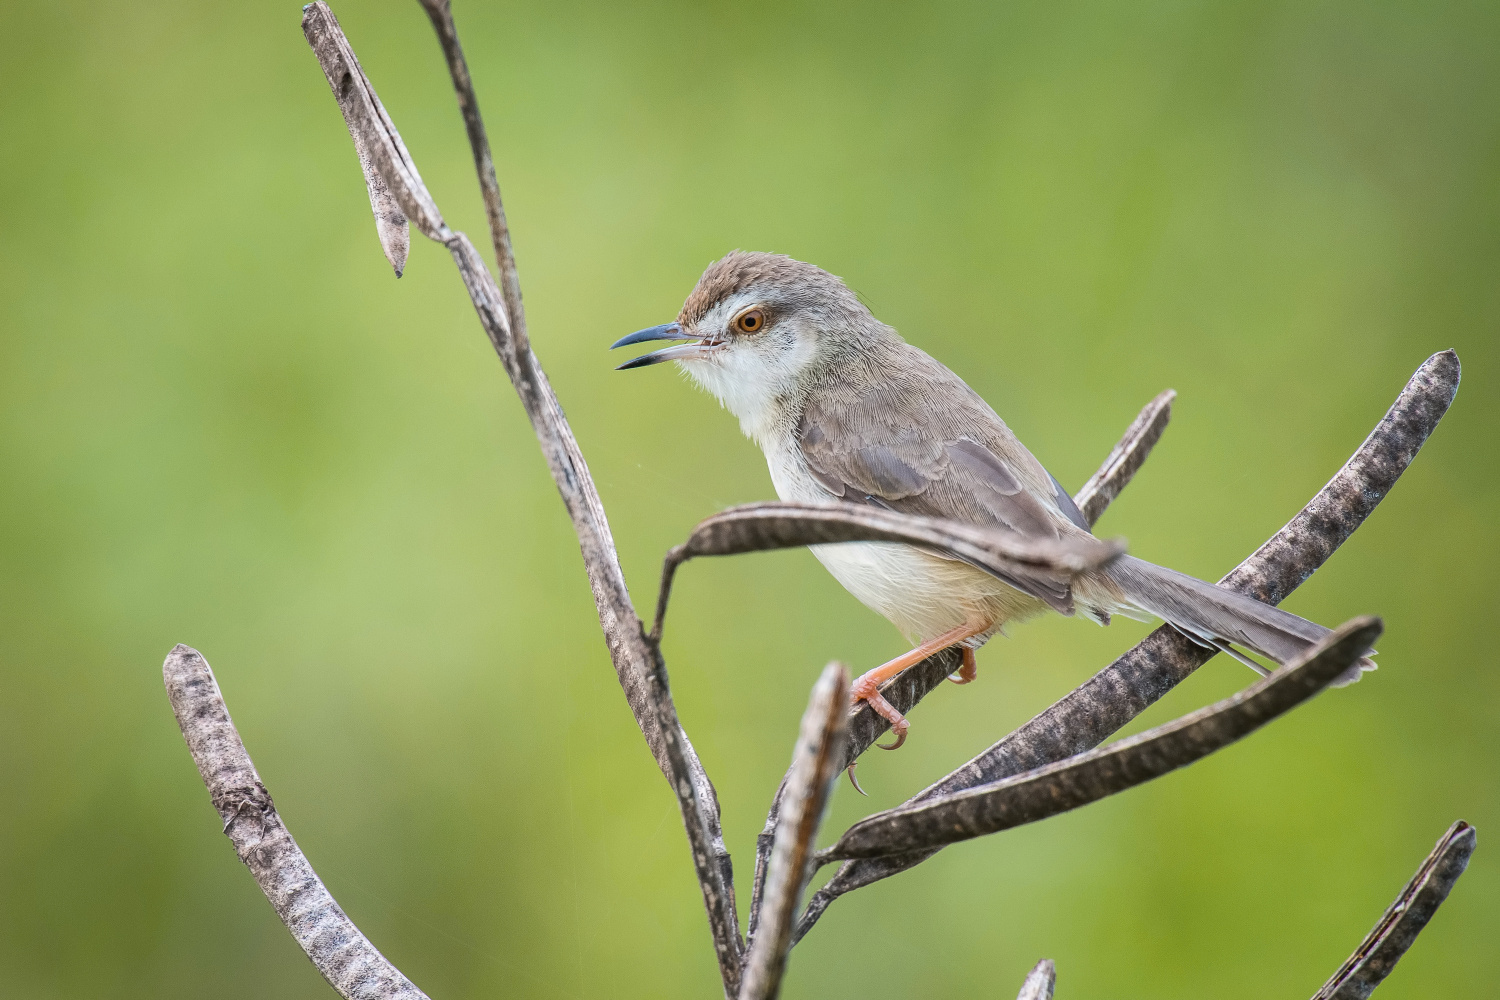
[847,624,990,758]
[851,672,911,750]
[947,646,978,685]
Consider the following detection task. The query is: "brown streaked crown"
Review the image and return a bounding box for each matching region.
[677,251,862,329]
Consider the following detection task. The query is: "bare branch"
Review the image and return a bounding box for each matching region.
[749,384,1173,939]
[1313,821,1477,1000]
[163,645,429,1000]
[745,646,963,944]
[651,501,1123,641]
[991,819,1475,1000]
[415,0,529,356]
[1016,959,1056,1000]
[795,349,1460,943]
[302,6,742,992]
[1074,388,1175,526]
[820,618,1379,861]
[740,665,850,1000]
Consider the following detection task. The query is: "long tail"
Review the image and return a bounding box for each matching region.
[1101,555,1374,686]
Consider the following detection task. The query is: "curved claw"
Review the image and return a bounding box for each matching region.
[947,647,978,684]
[876,721,909,751]
[845,763,867,796]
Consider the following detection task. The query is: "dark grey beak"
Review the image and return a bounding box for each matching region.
[612,322,686,349]
[611,321,715,370]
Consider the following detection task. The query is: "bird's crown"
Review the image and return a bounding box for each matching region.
[678,251,864,329]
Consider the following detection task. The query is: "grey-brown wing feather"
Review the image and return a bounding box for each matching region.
[797,343,1089,613]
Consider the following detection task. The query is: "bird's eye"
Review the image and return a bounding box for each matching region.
[734,308,766,334]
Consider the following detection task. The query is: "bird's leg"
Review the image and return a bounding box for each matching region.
[947,646,978,685]
[851,621,990,750]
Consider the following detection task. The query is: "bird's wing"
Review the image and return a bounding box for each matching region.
[796,344,1090,613]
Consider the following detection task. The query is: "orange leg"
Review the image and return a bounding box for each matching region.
[851,621,991,750]
[947,646,978,685]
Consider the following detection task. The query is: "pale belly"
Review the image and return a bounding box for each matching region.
[764,437,1049,644]
[809,539,1048,644]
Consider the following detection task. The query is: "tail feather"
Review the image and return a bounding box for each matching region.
[1103,555,1375,686]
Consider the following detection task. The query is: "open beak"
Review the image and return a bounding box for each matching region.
[610,322,717,370]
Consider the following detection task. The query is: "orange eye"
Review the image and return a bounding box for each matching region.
[734,308,766,334]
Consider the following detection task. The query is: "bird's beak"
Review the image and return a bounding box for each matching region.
[610,322,718,370]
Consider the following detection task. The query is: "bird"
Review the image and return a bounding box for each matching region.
[612,251,1371,750]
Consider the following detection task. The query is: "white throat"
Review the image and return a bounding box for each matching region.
[675,336,819,447]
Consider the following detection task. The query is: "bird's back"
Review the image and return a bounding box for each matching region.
[795,338,1088,542]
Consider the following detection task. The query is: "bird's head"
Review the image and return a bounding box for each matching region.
[611,251,882,435]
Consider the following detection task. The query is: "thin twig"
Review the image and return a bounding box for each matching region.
[163,645,430,1000]
[747,385,1173,944]
[1074,388,1174,526]
[739,665,849,1000]
[652,501,1123,640]
[794,349,1460,943]
[1016,959,1056,1000]
[1313,821,1477,999]
[301,6,742,992]
[415,0,528,357]
[819,618,1379,861]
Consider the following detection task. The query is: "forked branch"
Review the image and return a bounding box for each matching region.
[300,4,741,991]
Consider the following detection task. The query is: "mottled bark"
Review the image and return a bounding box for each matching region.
[164,645,430,1000]
[739,665,849,1000]
[1015,959,1056,1000]
[820,619,1378,860]
[1314,821,1477,999]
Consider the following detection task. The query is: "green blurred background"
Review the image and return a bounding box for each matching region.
[2,0,1496,996]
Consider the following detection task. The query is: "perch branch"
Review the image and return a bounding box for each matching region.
[819,618,1379,861]
[745,386,1173,941]
[1015,959,1056,1000]
[163,644,429,1000]
[794,349,1460,943]
[739,665,849,1000]
[1313,820,1477,999]
[651,501,1123,641]
[301,5,741,992]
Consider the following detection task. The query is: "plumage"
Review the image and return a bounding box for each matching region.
[793,339,1087,619]
[616,250,1373,745]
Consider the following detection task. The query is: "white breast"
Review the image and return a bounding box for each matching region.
[762,434,1043,643]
